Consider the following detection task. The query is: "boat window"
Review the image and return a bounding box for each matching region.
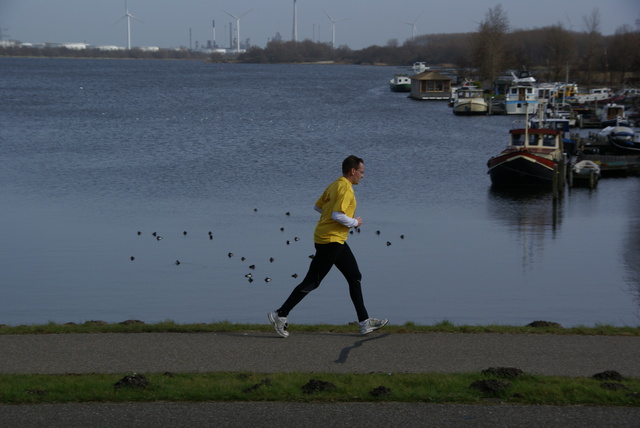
[542,135,556,147]
[528,135,539,146]
[511,134,523,145]
[421,80,449,92]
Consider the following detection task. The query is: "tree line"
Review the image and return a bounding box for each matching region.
[236,6,639,89]
[3,6,638,89]
[0,45,208,61]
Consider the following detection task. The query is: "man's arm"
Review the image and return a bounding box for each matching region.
[332,211,361,228]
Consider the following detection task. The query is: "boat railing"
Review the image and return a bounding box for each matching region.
[511,120,526,129]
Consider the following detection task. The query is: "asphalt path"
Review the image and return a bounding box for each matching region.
[1,331,639,427]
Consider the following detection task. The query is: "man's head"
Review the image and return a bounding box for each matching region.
[342,155,364,185]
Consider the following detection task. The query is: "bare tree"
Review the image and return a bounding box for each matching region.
[472,4,510,88]
[580,8,603,88]
[607,24,640,86]
[542,23,576,82]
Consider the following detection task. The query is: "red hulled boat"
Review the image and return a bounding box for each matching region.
[487,127,564,187]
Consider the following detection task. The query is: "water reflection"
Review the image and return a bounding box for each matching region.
[624,190,640,316]
[486,187,563,271]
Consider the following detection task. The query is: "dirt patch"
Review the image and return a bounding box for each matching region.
[301,379,336,394]
[526,320,562,328]
[370,385,392,397]
[592,370,625,381]
[470,379,512,396]
[114,373,150,390]
[482,367,524,379]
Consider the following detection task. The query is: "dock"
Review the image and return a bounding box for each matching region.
[573,132,640,176]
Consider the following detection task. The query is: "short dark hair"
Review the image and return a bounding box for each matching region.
[342,155,364,175]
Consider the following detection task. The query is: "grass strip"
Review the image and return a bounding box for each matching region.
[1,372,638,406]
[0,320,638,336]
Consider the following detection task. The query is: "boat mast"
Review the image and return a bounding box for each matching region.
[525,102,529,146]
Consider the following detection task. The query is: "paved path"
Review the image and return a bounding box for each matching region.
[1,332,639,427]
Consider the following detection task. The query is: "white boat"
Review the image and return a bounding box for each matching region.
[569,160,600,188]
[537,83,558,104]
[601,118,638,154]
[389,74,411,92]
[412,62,429,74]
[505,69,538,115]
[600,103,629,128]
[545,103,576,127]
[452,87,488,115]
[568,87,613,104]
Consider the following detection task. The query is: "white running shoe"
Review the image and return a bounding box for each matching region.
[359,317,388,335]
[268,311,289,338]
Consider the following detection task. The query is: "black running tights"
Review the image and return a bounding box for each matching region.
[276,242,369,322]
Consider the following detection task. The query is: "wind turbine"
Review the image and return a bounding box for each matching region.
[323,9,346,49]
[223,9,252,52]
[116,0,141,49]
[292,0,298,42]
[564,12,584,32]
[401,13,422,41]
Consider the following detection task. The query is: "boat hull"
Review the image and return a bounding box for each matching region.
[389,75,411,92]
[607,128,640,154]
[453,99,488,115]
[601,118,630,128]
[505,100,538,115]
[487,151,558,187]
[390,83,411,92]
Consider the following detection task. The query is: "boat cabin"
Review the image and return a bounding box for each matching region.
[505,85,538,114]
[410,70,452,100]
[457,88,484,99]
[508,128,562,152]
[602,104,625,122]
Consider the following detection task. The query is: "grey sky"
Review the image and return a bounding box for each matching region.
[1,0,638,50]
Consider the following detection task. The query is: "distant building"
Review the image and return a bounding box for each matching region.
[95,45,122,51]
[410,70,452,101]
[60,43,88,50]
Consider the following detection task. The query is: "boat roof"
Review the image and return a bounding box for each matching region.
[509,128,561,136]
[411,70,452,81]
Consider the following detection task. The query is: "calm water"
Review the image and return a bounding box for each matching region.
[1,57,639,327]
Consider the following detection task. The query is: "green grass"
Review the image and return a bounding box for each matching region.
[1,372,638,406]
[0,320,638,336]
[1,321,638,406]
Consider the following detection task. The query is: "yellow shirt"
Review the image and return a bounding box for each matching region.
[313,176,356,244]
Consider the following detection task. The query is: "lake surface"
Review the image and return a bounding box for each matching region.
[1,57,639,327]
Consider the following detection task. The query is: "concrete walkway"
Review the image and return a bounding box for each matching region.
[1,331,639,427]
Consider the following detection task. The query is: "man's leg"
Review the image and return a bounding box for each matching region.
[276,242,343,317]
[334,242,369,322]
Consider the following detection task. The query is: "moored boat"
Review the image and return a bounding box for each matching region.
[452,87,488,115]
[389,74,411,92]
[529,115,577,155]
[505,69,538,115]
[602,120,639,154]
[487,124,564,187]
[569,160,600,188]
[567,87,612,104]
[600,103,629,128]
[545,102,576,127]
[412,62,429,74]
